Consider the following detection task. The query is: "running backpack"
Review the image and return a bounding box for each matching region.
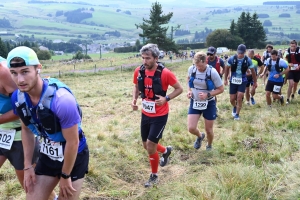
[267,57,283,72]
[287,47,300,63]
[137,62,166,100]
[189,65,215,91]
[231,55,249,74]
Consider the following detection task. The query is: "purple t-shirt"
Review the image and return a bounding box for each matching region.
[52,88,81,129]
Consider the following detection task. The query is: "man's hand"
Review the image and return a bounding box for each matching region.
[155,95,167,106]
[59,178,76,199]
[224,79,228,86]
[198,92,208,100]
[131,99,138,111]
[253,82,258,88]
[187,91,192,99]
[24,167,36,194]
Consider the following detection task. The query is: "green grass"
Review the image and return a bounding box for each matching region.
[1,2,300,43]
[1,56,300,199]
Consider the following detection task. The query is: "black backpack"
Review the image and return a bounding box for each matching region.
[137,63,166,100]
[267,57,283,72]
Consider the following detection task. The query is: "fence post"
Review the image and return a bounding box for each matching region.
[94,64,96,73]
[59,70,61,78]
[74,64,75,71]
[121,65,122,72]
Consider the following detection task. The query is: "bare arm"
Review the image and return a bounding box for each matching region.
[0,62,18,94]
[0,110,19,124]
[61,124,79,175]
[21,121,37,193]
[250,68,257,83]
[59,124,79,198]
[131,84,139,110]
[167,82,183,100]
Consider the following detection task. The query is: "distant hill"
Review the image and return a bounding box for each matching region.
[0,0,299,45]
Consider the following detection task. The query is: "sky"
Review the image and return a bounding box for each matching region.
[148,0,300,7]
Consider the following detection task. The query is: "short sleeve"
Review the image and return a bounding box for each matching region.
[52,88,81,129]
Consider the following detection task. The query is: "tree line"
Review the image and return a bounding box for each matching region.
[63,8,93,23]
[206,12,266,49]
[174,29,190,36]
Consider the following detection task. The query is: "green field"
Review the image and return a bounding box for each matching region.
[0,1,300,44]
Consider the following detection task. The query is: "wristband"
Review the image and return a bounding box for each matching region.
[23,165,33,171]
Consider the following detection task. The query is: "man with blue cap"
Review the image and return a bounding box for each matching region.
[224,44,257,120]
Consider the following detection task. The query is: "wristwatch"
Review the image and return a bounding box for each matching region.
[207,92,211,98]
[61,172,71,179]
[165,95,171,101]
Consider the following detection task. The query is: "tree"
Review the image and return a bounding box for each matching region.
[0,37,8,58]
[135,2,178,52]
[206,29,243,50]
[37,50,51,60]
[232,12,267,49]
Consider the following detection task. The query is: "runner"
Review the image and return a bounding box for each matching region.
[0,57,57,200]
[131,43,183,187]
[224,44,257,120]
[187,52,224,151]
[260,49,289,107]
[246,49,263,105]
[8,46,89,200]
[285,40,300,104]
[261,44,274,85]
[206,46,225,115]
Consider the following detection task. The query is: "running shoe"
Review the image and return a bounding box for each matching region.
[160,146,172,167]
[144,174,158,188]
[194,133,205,149]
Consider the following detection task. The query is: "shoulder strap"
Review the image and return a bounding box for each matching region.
[191,65,197,78]
[206,65,212,80]
[139,65,146,78]
[154,63,165,77]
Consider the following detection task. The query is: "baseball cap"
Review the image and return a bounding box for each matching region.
[207,46,216,54]
[7,46,40,68]
[237,44,246,54]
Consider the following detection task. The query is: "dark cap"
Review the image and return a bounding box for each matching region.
[237,44,246,54]
[207,46,216,54]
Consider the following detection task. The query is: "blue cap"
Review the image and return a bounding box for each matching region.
[237,44,246,54]
[207,46,216,54]
[7,46,40,68]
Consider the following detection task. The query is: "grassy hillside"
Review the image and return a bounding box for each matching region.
[1,55,300,199]
[0,1,299,48]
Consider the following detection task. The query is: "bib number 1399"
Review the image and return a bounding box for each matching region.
[231,77,242,85]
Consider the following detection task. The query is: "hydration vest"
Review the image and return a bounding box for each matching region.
[189,65,215,91]
[267,57,283,73]
[206,56,220,74]
[231,55,249,74]
[287,47,300,63]
[137,62,166,100]
[263,51,271,62]
[14,78,83,142]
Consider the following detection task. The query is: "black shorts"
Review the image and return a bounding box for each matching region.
[229,81,247,94]
[246,76,254,87]
[265,80,283,94]
[35,144,89,182]
[0,138,40,170]
[141,113,168,143]
[287,71,300,83]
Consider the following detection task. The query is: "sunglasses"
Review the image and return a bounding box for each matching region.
[207,53,214,56]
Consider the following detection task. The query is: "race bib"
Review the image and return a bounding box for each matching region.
[40,139,64,162]
[0,129,15,150]
[231,77,242,85]
[142,100,156,113]
[291,64,298,70]
[193,100,208,110]
[273,85,281,93]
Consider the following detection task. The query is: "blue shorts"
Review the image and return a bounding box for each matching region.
[188,99,216,120]
[229,81,247,94]
[246,76,254,87]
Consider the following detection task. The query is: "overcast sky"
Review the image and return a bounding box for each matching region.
[148,0,300,7]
